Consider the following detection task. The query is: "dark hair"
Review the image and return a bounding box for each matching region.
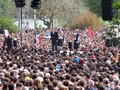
[99,85,105,90]
[16,82,23,87]
[8,84,14,90]
[48,84,53,90]
[65,74,71,80]
[78,80,85,87]
[11,76,18,83]
[3,81,8,90]
[43,79,49,85]
[70,77,76,83]
[59,76,65,81]
[63,80,69,87]
[86,73,91,79]
[98,76,103,82]
[49,76,54,82]
[68,85,74,90]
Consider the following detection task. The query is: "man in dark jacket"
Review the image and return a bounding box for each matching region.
[50,29,58,52]
[74,32,80,50]
[6,36,12,49]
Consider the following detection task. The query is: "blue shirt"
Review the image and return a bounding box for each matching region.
[56,64,61,71]
[73,57,80,64]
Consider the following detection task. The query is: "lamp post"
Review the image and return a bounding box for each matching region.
[34,9,37,30]
[31,0,41,30]
[20,7,23,46]
[18,7,23,46]
[18,8,23,46]
[15,0,26,46]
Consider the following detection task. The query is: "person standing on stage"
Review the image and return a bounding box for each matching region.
[50,29,58,52]
[13,37,18,49]
[3,29,9,45]
[6,36,12,50]
[74,32,80,50]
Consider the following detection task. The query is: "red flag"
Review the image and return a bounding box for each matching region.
[38,35,42,44]
[115,50,119,62]
[88,27,94,38]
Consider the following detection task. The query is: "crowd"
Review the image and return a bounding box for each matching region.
[0,27,120,90]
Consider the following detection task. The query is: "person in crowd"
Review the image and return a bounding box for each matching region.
[74,32,80,50]
[13,37,18,49]
[6,36,12,50]
[0,27,119,90]
[3,29,9,45]
[50,29,58,53]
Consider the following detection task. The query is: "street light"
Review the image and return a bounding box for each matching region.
[31,0,41,30]
[14,0,26,46]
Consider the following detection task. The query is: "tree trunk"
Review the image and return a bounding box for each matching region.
[50,12,54,29]
[50,18,53,29]
[39,12,54,29]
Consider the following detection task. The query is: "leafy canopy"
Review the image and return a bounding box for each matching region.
[0,16,18,33]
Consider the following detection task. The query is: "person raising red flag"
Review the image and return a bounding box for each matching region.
[87,27,94,38]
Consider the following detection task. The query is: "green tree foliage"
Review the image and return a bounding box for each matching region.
[0,16,18,33]
[113,1,120,9]
[0,0,102,29]
[84,0,101,16]
[112,1,120,24]
[0,0,11,17]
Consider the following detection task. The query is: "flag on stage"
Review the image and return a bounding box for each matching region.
[87,27,94,38]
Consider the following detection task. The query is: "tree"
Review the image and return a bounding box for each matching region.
[67,11,102,29]
[0,0,11,17]
[0,16,18,33]
[112,1,120,24]
[4,0,97,29]
[104,1,120,47]
[36,0,87,29]
[84,0,101,16]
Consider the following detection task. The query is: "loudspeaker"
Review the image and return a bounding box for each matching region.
[101,0,113,21]
[57,39,63,46]
[74,40,79,49]
[111,37,120,47]
[13,40,17,47]
[6,38,12,48]
[31,0,41,9]
[105,39,112,47]
[14,0,26,7]
[68,42,72,49]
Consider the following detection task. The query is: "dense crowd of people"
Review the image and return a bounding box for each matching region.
[0,27,120,90]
